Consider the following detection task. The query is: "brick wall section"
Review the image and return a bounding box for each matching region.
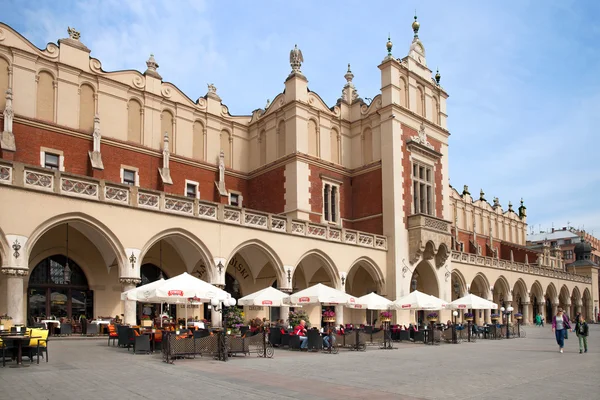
[308,164,351,223]
[500,242,539,264]
[353,217,383,234]
[351,168,382,219]
[10,121,248,203]
[246,166,286,214]
[401,124,444,223]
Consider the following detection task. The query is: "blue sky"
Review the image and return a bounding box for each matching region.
[3,0,600,236]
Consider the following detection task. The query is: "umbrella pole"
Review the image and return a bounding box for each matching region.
[160,303,163,328]
[185,301,188,329]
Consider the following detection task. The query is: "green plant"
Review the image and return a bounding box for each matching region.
[224,306,244,329]
[289,309,310,328]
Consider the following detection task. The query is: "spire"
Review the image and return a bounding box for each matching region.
[412,13,420,38]
[386,35,393,57]
[341,63,359,104]
[518,198,527,219]
[435,68,441,84]
[144,54,162,79]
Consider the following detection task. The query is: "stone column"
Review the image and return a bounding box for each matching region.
[575,303,582,316]
[2,268,28,326]
[120,278,140,325]
[564,302,572,319]
[211,307,222,327]
[522,302,530,325]
[484,309,491,324]
[537,301,546,322]
[552,303,558,317]
[280,306,290,326]
[505,301,512,325]
[335,304,344,326]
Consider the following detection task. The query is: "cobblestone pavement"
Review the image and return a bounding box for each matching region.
[0,325,598,400]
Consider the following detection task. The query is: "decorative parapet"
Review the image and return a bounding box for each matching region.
[407,213,452,266]
[451,251,592,284]
[2,162,388,251]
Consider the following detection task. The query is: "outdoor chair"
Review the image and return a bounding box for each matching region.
[398,330,410,342]
[288,335,301,350]
[281,333,290,347]
[414,330,425,343]
[86,323,99,336]
[107,324,118,346]
[60,323,73,336]
[133,335,151,355]
[239,326,249,336]
[306,330,322,351]
[25,328,49,363]
[364,326,373,334]
[269,328,282,346]
[0,337,16,367]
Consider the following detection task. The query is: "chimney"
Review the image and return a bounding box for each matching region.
[552,228,555,233]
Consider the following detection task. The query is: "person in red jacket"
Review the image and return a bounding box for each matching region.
[293,320,308,349]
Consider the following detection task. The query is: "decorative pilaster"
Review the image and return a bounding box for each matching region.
[120,277,141,325]
[88,114,104,169]
[1,88,15,152]
[158,131,173,184]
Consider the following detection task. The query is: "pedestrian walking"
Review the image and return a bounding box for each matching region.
[535,313,541,326]
[573,314,589,354]
[552,307,571,353]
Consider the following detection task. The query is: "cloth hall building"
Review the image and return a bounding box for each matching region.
[0,19,596,328]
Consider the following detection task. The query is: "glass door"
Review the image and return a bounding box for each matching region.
[50,289,68,318]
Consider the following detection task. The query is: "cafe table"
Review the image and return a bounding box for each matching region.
[1,335,41,368]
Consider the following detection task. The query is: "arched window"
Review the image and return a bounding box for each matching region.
[308,119,319,157]
[399,77,407,108]
[37,71,55,122]
[431,96,440,124]
[28,255,91,320]
[330,128,339,164]
[363,128,373,164]
[0,58,9,110]
[161,110,174,152]
[416,87,424,116]
[127,99,142,143]
[220,130,231,168]
[139,263,168,286]
[277,120,286,158]
[79,84,95,132]
[259,129,267,166]
[193,121,205,160]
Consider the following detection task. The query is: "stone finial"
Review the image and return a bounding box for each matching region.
[412,13,420,38]
[344,63,354,83]
[289,44,304,75]
[1,88,16,151]
[462,185,470,196]
[144,54,162,79]
[386,35,393,56]
[265,98,271,108]
[479,189,485,201]
[518,197,527,218]
[508,201,513,212]
[206,83,221,101]
[341,63,359,104]
[435,68,441,84]
[493,197,500,207]
[67,27,81,40]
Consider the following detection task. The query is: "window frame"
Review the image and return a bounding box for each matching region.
[322,180,341,225]
[411,160,434,216]
[120,165,139,187]
[228,191,243,207]
[40,147,64,171]
[184,179,200,199]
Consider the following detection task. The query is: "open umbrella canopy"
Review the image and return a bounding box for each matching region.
[137,272,229,304]
[392,290,447,310]
[348,292,392,310]
[286,283,357,305]
[238,286,289,307]
[120,278,165,301]
[447,293,498,310]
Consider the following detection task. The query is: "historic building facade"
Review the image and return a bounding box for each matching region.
[0,18,595,327]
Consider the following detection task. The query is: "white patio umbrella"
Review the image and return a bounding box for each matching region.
[238,286,289,307]
[120,278,165,301]
[137,273,229,328]
[392,290,448,310]
[286,283,356,305]
[447,293,498,310]
[348,292,393,310]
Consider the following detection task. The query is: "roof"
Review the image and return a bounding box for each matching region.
[527,230,580,243]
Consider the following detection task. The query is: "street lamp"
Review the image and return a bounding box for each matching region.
[452,311,458,344]
[211,297,237,362]
[506,306,513,339]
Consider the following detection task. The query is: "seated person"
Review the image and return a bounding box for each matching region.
[323,326,339,348]
[293,320,308,349]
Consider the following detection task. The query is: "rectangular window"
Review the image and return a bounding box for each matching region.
[412,162,433,216]
[322,182,339,224]
[230,193,240,207]
[123,169,136,186]
[44,153,60,170]
[563,250,573,260]
[186,182,198,199]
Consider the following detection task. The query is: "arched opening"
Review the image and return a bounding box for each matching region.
[559,285,571,316]
[346,259,384,325]
[470,274,490,324]
[137,263,174,324]
[28,255,91,322]
[582,288,592,321]
[492,276,510,309]
[530,281,544,320]
[259,129,267,166]
[139,231,213,324]
[410,260,439,325]
[363,128,373,165]
[277,120,286,158]
[26,217,126,325]
[513,279,528,314]
[450,270,466,301]
[192,121,204,161]
[545,283,558,322]
[307,119,319,157]
[571,287,582,318]
[226,241,284,322]
[220,130,231,167]
[79,84,95,133]
[330,128,340,164]
[293,251,339,327]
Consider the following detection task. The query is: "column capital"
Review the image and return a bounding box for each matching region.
[1,267,28,277]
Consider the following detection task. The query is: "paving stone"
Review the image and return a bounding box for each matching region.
[0,325,597,399]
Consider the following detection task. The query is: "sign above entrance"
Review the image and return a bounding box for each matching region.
[228,256,250,280]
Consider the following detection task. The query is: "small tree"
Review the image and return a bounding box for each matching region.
[288,309,311,328]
